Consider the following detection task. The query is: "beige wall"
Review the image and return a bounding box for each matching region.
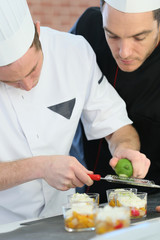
[28,0,99,32]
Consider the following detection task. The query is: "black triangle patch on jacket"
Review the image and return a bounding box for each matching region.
[48,98,76,119]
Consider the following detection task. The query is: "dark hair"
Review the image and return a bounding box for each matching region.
[100,0,160,24]
[153,9,160,25]
[31,25,42,51]
[100,0,105,10]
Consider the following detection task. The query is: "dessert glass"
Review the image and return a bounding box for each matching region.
[107,189,147,219]
[115,191,147,218]
[95,205,130,235]
[62,201,97,232]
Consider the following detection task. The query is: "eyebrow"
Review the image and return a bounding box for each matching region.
[103,27,152,38]
[1,62,38,83]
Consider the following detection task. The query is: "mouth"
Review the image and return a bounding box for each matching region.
[120,59,134,65]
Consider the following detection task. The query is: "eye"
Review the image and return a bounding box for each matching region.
[106,33,119,39]
[108,36,119,39]
[134,35,146,41]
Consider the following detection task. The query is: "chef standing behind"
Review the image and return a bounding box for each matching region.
[0,0,150,224]
[69,0,160,201]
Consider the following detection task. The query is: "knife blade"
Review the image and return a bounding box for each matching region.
[88,174,160,188]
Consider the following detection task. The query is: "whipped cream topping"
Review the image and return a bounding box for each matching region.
[66,202,94,218]
[108,189,146,208]
[69,193,94,203]
[96,205,129,222]
[108,189,132,198]
[117,192,147,208]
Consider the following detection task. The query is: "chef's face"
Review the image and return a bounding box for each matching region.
[102,4,160,72]
[0,23,43,91]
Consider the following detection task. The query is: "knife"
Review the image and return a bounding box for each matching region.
[88,174,160,188]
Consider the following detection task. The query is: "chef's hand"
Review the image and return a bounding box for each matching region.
[105,125,150,178]
[109,148,151,178]
[42,155,93,191]
[156,206,160,212]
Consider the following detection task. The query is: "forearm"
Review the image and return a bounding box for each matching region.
[0,155,93,191]
[105,125,140,156]
[0,156,44,190]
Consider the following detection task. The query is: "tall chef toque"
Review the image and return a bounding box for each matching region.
[104,0,160,13]
[0,0,35,67]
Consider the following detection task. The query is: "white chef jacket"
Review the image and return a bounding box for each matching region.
[0,27,132,224]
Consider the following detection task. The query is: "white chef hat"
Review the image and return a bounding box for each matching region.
[104,0,160,13]
[0,0,35,67]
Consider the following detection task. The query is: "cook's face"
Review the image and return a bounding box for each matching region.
[0,45,43,91]
[102,4,160,72]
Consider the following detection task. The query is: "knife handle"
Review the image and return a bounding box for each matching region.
[88,174,101,181]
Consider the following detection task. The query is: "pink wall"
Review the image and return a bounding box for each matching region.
[28,0,99,32]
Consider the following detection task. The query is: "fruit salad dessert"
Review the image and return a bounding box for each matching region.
[108,190,147,218]
[63,202,96,232]
[95,205,130,234]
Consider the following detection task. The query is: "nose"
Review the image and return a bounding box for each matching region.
[119,39,132,59]
[19,77,35,91]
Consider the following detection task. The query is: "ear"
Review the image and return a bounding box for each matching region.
[158,25,160,45]
[35,21,40,36]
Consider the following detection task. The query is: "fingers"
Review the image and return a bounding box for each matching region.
[74,168,93,187]
[68,157,94,186]
[60,157,93,190]
[62,177,88,191]
[65,183,77,190]
[156,206,160,212]
[131,154,150,178]
[44,155,94,191]
[109,150,151,178]
[109,157,119,168]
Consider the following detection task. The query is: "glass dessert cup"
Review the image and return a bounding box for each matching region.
[67,192,100,205]
[107,189,147,219]
[62,202,97,232]
[106,188,137,207]
[95,205,130,235]
[116,192,147,219]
